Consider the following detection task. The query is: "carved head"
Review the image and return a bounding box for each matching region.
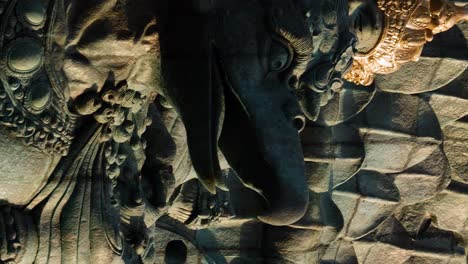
[159,0,314,225]
[295,0,357,121]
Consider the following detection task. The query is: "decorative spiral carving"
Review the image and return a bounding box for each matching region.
[0,0,77,155]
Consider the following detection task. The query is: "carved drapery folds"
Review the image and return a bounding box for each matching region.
[1,0,158,262]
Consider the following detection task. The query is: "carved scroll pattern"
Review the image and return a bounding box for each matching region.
[0,0,76,156]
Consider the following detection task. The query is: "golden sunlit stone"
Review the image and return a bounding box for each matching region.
[345,0,468,86]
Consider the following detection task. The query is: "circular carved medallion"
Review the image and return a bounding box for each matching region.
[6,37,43,75]
[16,0,46,26]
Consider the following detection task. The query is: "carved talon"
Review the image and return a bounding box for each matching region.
[167,179,200,224]
[121,218,148,257]
[164,179,237,229]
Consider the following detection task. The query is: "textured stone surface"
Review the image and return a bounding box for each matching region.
[0,0,465,263]
[0,127,60,205]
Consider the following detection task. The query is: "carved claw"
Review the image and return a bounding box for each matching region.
[123,226,148,256]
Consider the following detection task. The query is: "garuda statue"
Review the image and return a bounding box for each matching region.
[0,0,465,263]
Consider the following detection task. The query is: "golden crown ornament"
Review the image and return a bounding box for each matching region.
[345,0,468,86]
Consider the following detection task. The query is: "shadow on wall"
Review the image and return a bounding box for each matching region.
[196,229,228,264]
[165,240,188,264]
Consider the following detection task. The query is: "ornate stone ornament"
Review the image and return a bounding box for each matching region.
[0,0,465,263]
[345,0,468,85]
[0,0,76,155]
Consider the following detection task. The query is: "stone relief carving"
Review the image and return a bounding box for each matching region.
[0,0,466,263]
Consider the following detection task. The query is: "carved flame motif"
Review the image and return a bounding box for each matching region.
[345,0,468,86]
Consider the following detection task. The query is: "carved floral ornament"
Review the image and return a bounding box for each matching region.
[0,0,75,155]
[344,0,468,86]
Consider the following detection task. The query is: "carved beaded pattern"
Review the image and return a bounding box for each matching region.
[345,0,467,86]
[345,0,421,86]
[90,78,156,224]
[0,0,76,155]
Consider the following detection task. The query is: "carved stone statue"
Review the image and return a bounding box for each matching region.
[0,0,466,263]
